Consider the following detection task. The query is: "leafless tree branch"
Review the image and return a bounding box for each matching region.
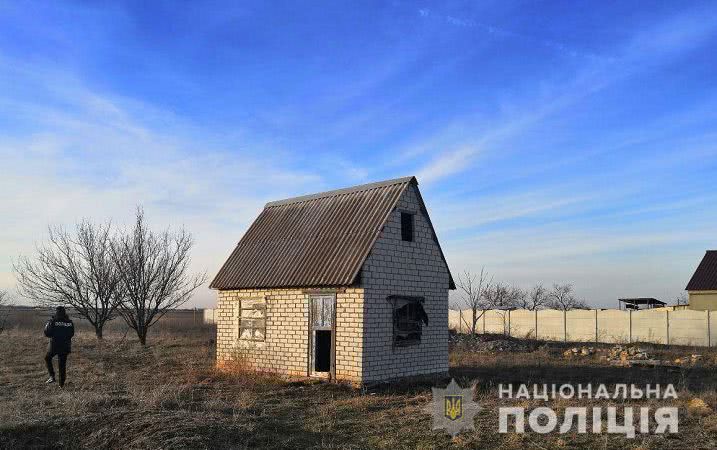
[13,220,122,338]
[112,207,207,346]
[456,268,492,334]
[547,283,589,310]
[515,283,549,310]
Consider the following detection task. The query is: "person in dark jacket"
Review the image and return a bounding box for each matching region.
[44,306,74,387]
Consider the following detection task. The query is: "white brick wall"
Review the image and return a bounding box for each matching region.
[216,288,364,383]
[360,184,450,382]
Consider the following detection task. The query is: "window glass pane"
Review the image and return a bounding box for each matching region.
[311,295,334,328]
[239,298,266,341]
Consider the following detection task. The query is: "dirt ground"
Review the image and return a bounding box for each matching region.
[2,328,717,449]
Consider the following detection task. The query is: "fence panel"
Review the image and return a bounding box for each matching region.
[631,310,668,344]
[536,309,565,341]
[450,307,715,347]
[509,310,537,339]
[596,310,630,344]
[669,310,709,346]
[566,310,596,342]
[484,310,508,334]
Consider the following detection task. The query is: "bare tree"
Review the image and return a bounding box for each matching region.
[508,285,527,309]
[483,282,515,309]
[547,283,589,310]
[521,283,549,310]
[456,268,492,334]
[14,221,122,338]
[112,208,207,346]
[0,290,12,334]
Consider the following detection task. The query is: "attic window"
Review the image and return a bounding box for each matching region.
[401,212,414,242]
[388,295,428,346]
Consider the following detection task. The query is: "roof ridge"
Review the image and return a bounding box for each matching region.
[264,176,415,208]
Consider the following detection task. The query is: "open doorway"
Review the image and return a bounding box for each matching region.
[309,294,335,377]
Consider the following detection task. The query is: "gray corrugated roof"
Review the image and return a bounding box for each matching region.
[686,250,717,291]
[210,176,454,290]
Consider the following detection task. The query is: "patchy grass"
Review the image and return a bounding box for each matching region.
[2,329,717,449]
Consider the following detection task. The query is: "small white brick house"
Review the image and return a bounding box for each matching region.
[210,176,455,384]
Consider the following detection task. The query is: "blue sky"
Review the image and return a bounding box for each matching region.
[1,1,717,308]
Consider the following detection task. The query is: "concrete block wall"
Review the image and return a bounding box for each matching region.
[631,310,668,344]
[360,184,451,382]
[508,310,537,338]
[483,310,509,334]
[597,310,630,343]
[669,310,710,346]
[449,308,716,347]
[537,310,565,341]
[215,287,364,383]
[566,310,597,342]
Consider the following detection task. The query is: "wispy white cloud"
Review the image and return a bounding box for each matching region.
[412,8,717,184]
[0,60,322,307]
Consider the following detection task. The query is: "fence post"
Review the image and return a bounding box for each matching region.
[595,309,599,344]
[629,310,632,344]
[535,309,538,340]
[507,309,511,337]
[666,310,670,345]
[708,310,712,348]
[563,310,567,342]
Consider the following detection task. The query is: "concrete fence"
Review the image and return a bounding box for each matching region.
[449,308,716,347]
[203,308,216,324]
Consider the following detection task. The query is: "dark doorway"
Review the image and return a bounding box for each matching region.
[314,330,331,372]
[310,294,335,376]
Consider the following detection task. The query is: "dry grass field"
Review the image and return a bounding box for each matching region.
[2,321,717,449]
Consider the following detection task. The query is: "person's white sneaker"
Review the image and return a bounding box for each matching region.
[45,377,56,384]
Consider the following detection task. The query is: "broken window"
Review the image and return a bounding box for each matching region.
[388,295,428,346]
[239,298,266,341]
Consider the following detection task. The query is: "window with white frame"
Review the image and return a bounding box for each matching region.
[238,298,266,341]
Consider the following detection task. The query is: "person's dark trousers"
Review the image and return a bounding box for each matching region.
[45,352,68,386]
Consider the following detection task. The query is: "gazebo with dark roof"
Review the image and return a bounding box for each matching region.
[617,297,666,310]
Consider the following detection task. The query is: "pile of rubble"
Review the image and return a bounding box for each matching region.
[450,334,709,367]
[562,346,597,357]
[561,344,706,368]
[449,332,539,353]
[672,354,703,365]
[560,344,704,368]
[606,345,704,367]
[606,345,650,362]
